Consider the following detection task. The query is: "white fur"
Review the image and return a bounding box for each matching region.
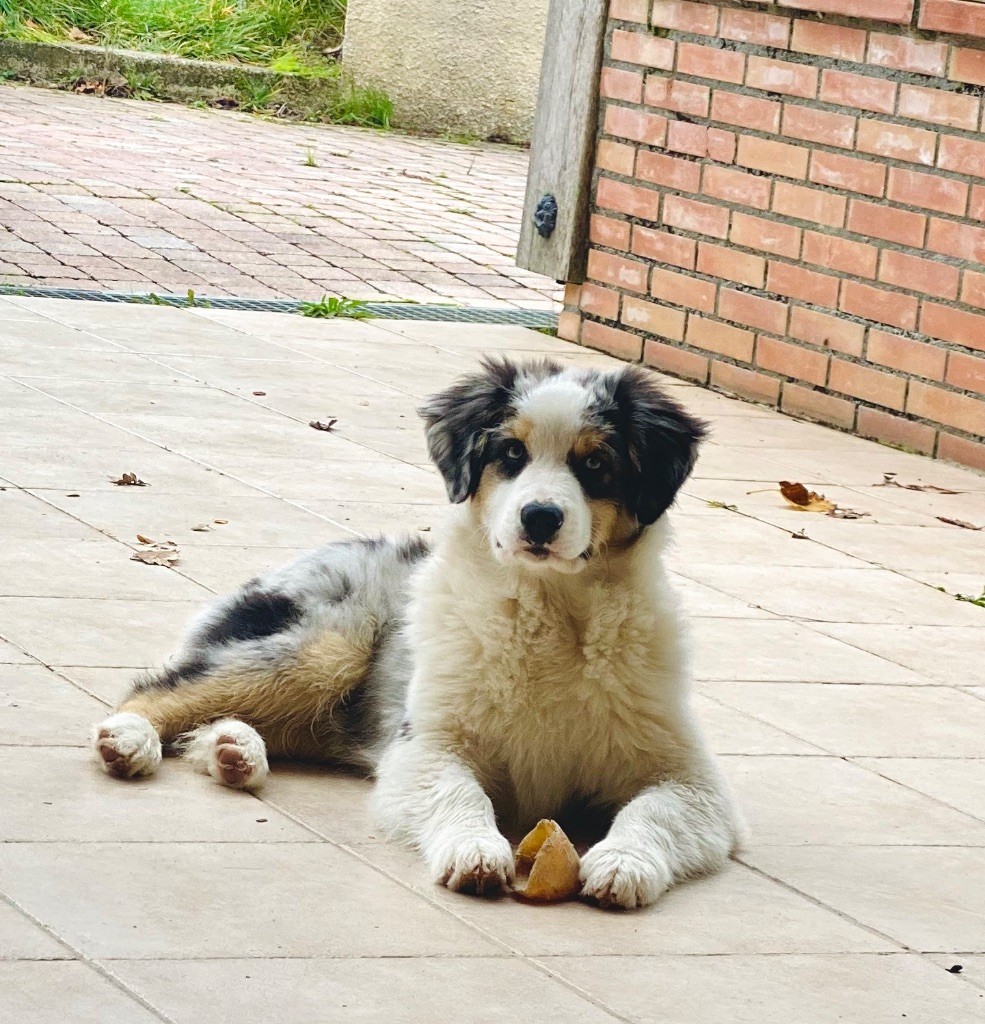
[372,505,740,908]
[92,712,162,779]
[182,718,269,790]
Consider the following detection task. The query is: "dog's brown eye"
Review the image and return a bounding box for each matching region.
[505,441,526,461]
[585,453,604,471]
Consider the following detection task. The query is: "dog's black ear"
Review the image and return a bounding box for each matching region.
[418,358,519,502]
[609,366,707,525]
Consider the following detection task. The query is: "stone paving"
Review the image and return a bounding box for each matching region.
[1,296,984,1023]
[0,84,560,308]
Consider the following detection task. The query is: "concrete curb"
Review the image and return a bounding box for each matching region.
[0,39,341,117]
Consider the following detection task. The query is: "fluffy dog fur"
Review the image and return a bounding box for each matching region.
[92,358,741,908]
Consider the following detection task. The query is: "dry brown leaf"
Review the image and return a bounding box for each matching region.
[252,390,267,396]
[136,534,154,544]
[790,528,808,540]
[876,472,961,495]
[309,418,338,432]
[213,519,229,525]
[110,472,148,487]
[829,507,869,520]
[513,819,581,904]
[937,516,982,531]
[131,546,180,567]
[191,523,211,532]
[779,481,835,513]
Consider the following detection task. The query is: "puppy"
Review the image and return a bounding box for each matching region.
[93,358,740,908]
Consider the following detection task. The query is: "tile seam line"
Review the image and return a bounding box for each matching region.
[0,890,179,1024]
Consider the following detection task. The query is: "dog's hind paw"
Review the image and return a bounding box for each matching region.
[182,718,269,790]
[430,833,515,897]
[93,712,162,779]
[579,843,672,910]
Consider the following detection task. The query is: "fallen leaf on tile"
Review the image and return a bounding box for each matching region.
[191,523,211,532]
[110,473,148,486]
[876,472,961,495]
[779,481,835,513]
[790,529,808,540]
[309,418,338,432]
[828,507,869,520]
[513,819,581,904]
[252,391,266,396]
[131,538,179,567]
[136,534,154,544]
[937,516,981,531]
[213,519,229,525]
[707,500,738,511]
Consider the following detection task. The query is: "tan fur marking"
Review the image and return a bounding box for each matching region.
[572,426,608,459]
[117,630,374,761]
[507,413,534,445]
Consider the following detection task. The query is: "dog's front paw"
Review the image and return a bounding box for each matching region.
[429,833,515,897]
[580,843,672,910]
[92,712,162,779]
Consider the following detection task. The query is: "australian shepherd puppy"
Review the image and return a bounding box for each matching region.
[92,357,741,908]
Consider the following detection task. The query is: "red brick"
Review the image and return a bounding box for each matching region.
[587,249,649,293]
[767,261,840,307]
[878,251,959,301]
[781,382,856,428]
[712,361,782,404]
[650,0,719,35]
[920,302,985,352]
[970,186,985,221]
[810,151,886,198]
[596,176,661,220]
[609,0,649,22]
[637,151,701,192]
[718,290,789,334]
[847,200,927,247]
[802,231,878,279]
[908,381,985,435]
[946,350,985,394]
[746,56,818,99]
[730,212,802,259]
[720,9,791,48]
[937,432,985,471]
[791,20,866,61]
[926,218,985,263]
[789,306,865,356]
[666,122,737,163]
[707,129,737,164]
[782,104,855,149]
[557,310,581,343]
[610,29,675,70]
[737,135,808,180]
[867,32,948,77]
[829,359,907,410]
[631,226,696,269]
[857,408,937,455]
[820,70,896,116]
[950,47,985,87]
[582,320,644,361]
[604,104,669,147]
[580,283,621,320]
[937,135,985,178]
[601,67,644,103]
[597,139,636,177]
[919,0,985,38]
[856,119,936,167]
[651,266,717,313]
[710,91,781,133]
[644,77,710,118]
[899,85,980,132]
[886,168,968,216]
[621,296,687,340]
[840,281,919,331]
[757,334,828,385]
[564,283,582,308]
[962,269,985,308]
[702,165,771,210]
[780,0,914,23]
[663,195,730,239]
[697,241,766,288]
[590,214,631,250]
[772,181,846,227]
[868,329,947,381]
[677,42,746,84]
[644,339,710,383]
[686,315,756,361]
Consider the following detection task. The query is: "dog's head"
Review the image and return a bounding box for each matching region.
[420,358,706,573]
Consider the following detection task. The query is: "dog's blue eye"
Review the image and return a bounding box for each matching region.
[585,454,603,471]
[505,442,525,461]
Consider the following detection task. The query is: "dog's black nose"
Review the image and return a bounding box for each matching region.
[521,502,564,544]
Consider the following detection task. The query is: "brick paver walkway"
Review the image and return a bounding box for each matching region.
[0,84,560,308]
[1,297,984,1022]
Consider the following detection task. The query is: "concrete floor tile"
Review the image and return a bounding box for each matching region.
[854,758,985,823]
[0,665,111,746]
[743,846,985,952]
[0,843,499,959]
[0,902,68,960]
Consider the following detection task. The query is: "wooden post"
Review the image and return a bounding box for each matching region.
[516,0,608,284]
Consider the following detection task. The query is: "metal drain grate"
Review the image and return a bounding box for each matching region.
[0,284,559,328]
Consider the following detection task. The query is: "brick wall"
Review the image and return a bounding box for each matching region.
[561,0,985,470]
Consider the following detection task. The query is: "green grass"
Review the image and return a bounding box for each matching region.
[0,0,345,73]
[299,295,372,319]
